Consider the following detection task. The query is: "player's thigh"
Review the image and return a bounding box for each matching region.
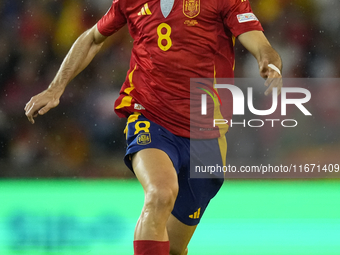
[132,148,178,202]
[167,214,197,255]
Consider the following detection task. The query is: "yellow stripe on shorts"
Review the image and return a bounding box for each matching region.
[124,112,141,138]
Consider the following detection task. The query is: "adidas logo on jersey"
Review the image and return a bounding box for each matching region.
[138,3,152,16]
[189,208,201,219]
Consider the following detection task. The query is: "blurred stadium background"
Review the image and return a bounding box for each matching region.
[0,0,339,254]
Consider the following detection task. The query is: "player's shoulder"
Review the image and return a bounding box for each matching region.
[218,0,249,8]
[217,0,253,16]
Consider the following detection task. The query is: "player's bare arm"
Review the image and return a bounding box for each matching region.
[238,30,283,96]
[25,25,107,124]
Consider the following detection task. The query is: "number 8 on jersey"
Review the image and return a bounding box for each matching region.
[157,23,172,51]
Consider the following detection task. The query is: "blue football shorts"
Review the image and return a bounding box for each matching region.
[124,112,226,226]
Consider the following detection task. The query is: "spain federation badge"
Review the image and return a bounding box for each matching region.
[137,132,151,145]
[183,0,200,18]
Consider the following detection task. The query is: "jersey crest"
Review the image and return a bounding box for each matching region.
[183,0,200,18]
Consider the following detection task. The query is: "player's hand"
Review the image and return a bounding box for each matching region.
[24,88,63,124]
[259,60,282,96]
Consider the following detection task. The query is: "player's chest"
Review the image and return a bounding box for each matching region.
[123,0,220,33]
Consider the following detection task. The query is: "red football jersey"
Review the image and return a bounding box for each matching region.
[97,0,263,139]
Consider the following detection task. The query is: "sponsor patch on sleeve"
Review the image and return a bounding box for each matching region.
[237,13,259,23]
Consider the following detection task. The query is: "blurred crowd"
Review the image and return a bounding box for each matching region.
[0,0,339,178]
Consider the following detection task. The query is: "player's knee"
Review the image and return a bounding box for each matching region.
[145,185,178,212]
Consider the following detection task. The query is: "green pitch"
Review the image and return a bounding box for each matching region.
[0,179,339,255]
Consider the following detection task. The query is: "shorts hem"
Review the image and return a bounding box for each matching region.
[171,211,200,226]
